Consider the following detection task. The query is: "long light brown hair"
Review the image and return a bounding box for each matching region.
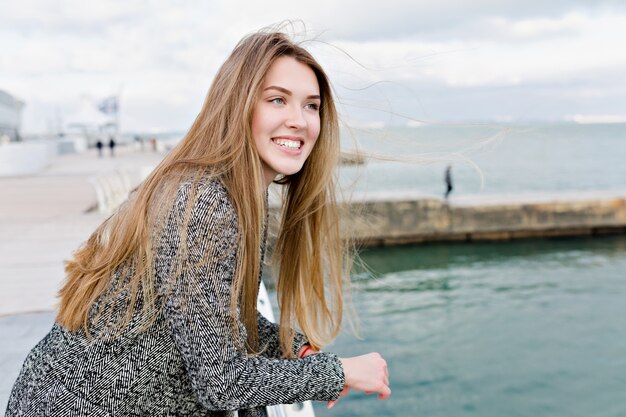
[57,29,349,357]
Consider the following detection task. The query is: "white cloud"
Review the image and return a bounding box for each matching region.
[1,1,626,131]
[486,12,589,39]
[566,114,626,124]
[328,11,626,88]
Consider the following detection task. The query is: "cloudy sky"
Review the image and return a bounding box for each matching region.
[1,0,626,133]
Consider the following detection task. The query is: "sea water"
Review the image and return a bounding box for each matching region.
[338,122,626,197]
[309,235,626,417]
[310,123,626,416]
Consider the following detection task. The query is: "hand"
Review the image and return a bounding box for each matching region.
[328,352,390,408]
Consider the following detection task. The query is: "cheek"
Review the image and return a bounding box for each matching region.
[309,117,321,141]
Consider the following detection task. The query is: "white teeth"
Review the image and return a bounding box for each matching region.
[273,139,301,149]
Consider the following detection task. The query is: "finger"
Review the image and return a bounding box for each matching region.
[377,385,392,400]
[327,400,336,409]
[384,374,389,386]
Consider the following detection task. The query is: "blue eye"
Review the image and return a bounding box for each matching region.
[306,103,320,111]
[270,98,285,105]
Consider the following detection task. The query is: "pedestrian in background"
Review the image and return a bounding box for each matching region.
[444,164,453,200]
[95,139,103,158]
[108,136,116,157]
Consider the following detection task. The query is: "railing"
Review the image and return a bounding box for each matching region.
[258,283,316,417]
[88,169,135,214]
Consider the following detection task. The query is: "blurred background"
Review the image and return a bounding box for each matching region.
[1,1,625,416]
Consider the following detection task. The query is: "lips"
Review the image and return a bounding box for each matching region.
[271,136,303,154]
[271,136,304,150]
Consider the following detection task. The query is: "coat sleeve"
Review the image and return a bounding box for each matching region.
[256,311,310,359]
[159,181,344,411]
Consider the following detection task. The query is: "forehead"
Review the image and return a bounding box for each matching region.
[262,56,320,95]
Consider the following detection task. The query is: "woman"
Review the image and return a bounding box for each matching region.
[6,30,390,416]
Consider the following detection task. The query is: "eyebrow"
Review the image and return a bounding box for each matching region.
[263,85,320,100]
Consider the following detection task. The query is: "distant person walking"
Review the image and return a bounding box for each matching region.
[444,164,453,200]
[109,137,116,157]
[95,139,104,158]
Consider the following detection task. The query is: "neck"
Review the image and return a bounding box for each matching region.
[261,164,276,188]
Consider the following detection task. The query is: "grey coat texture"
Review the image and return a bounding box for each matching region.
[5,178,345,416]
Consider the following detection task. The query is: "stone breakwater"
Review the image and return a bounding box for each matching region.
[269,192,626,247]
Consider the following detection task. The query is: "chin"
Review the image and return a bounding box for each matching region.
[275,163,306,178]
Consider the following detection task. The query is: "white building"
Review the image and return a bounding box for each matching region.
[0,89,24,142]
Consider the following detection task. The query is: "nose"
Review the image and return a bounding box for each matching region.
[286,105,306,130]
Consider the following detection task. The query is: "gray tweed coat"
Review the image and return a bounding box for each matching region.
[5,178,344,416]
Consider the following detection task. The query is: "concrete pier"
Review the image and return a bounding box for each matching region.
[334,190,626,246]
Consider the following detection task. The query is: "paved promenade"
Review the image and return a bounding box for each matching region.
[0,145,164,317]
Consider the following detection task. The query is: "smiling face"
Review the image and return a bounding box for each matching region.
[251,56,322,186]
